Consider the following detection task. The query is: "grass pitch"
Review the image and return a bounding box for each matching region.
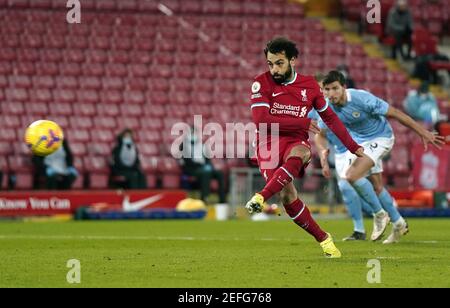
[0,218,449,288]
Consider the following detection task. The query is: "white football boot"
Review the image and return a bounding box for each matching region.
[371,210,390,241]
[383,220,409,244]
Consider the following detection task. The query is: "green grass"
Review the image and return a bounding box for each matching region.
[0,218,449,288]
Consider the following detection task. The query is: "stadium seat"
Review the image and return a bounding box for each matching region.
[7,155,33,190]
[83,156,109,189]
[70,143,87,157]
[1,102,24,115]
[70,117,93,130]
[97,103,120,117]
[158,157,181,189]
[32,76,55,89]
[1,114,20,128]
[68,129,90,143]
[116,117,140,131]
[95,116,117,129]
[91,130,114,143]
[0,141,13,155]
[26,101,49,116]
[89,143,111,157]
[49,101,73,115]
[0,156,9,189]
[123,91,145,105]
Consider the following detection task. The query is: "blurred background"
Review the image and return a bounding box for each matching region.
[0,0,449,221]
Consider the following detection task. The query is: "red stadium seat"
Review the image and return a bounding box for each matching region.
[7,155,34,190]
[35,62,59,76]
[147,91,169,105]
[71,143,87,156]
[116,117,140,131]
[59,63,81,77]
[50,101,74,115]
[102,77,125,91]
[95,116,117,129]
[79,76,101,90]
[2,102,24,115]
[76,90,99,105]
[139,144,159,157]
[123,91,145,105]
[26,102,49,116]
[137,130,162,143]
[8,75,31,88]
[0,76,8,89]
[105,63,128,77]
[56,76,78,89]
[5,88,28,102]
[89,143,111,157]
[15,61,35,75]
[68,129,90,143]
[83,156,109,189]
[97,103,120,117]
[142,104,165,117]
[91,130,114,143]
[40,48,63,62]
[99,91,123,108]
[203,1,222,14]
[0,115,20,128]
[0,155,9,188]
[0,141,13,155]
[70,116,93,130]
[33,76,55,89]
[157,157,181,189]
[119,103,143,117]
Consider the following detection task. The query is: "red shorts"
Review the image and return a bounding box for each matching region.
[256,136,311,182]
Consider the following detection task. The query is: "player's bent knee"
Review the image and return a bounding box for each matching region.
[345,171,360,184]
[280,185,297,205]
[373,185,384,195]
[286,145,311,163]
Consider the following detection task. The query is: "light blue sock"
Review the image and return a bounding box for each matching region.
[361,199,376,217]
[338,179,365,233]
[351,178,383,213]
[378,188,402,223]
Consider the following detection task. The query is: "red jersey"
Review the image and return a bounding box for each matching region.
[250,71,325,139]
[250,71,360,154]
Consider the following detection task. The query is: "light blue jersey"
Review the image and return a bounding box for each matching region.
[327,89,393,143]
[308,110,348,154]
[318,119,348,154]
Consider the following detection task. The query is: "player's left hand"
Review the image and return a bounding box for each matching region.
[354,147,364,157]
[309,120,321,135]
[421,131,446,150]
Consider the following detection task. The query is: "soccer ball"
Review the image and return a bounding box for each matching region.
[24,120,64,156]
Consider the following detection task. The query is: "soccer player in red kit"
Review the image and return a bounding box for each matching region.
[246,37,364,258]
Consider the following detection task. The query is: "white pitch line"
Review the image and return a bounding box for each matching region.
[0,234,305,242]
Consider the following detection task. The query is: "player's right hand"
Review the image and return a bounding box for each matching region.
[322,163,331,179]
[421,131,446,150]
[319,149,331,178]
[309,120,321,134]
[355,147,364,157]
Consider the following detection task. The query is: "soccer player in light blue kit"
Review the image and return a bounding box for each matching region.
[313,117,375,241]
[310,79,374,241]
[321,71,445,243]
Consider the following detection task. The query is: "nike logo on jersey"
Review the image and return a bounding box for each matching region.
[272,92,283,97]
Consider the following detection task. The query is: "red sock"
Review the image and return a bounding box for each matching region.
[259,157,303,200]
[284,199,328,242]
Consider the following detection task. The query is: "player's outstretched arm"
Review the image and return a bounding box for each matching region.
[314,130,331,178]
[386,106,446,150]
